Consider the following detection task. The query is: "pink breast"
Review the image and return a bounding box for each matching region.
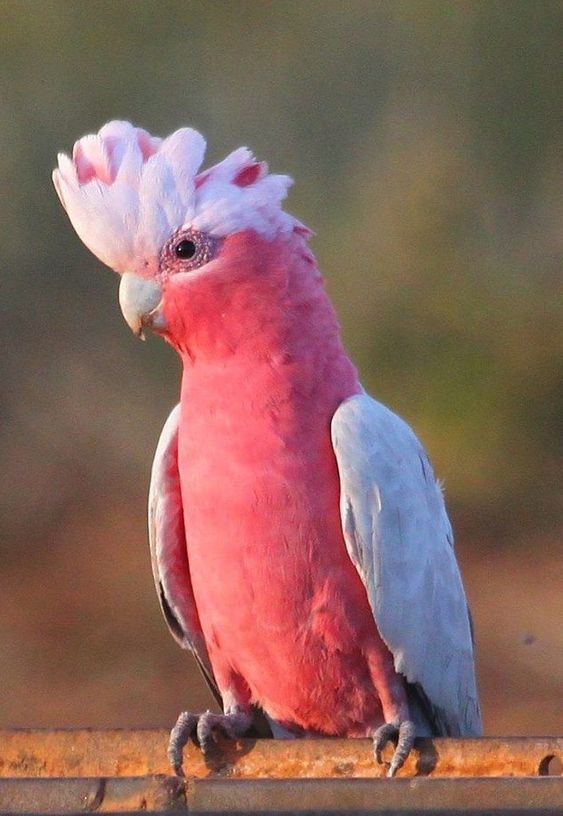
[177,359,390,736]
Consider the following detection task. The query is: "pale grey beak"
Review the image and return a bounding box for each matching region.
[118,273,165,339]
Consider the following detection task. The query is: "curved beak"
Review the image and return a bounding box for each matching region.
[118,273,166,339]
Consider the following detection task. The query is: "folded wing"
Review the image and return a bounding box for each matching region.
[148,403,221,705]
[331,393,481,736]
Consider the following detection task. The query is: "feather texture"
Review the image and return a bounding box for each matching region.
[331,392,482,736]
[148,403,220,704]
[53,120,300,278]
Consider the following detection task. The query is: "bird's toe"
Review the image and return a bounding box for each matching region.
[196,710,225,755]
[196,707,254,757]
[168,711,199,776]
[373,721,399,764]
[372,719,416,777]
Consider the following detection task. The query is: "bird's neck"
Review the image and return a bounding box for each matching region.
[177,233,360,413]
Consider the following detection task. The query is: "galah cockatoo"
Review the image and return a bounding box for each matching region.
[53,121,481,777]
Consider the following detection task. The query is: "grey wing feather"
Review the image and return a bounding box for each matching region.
[148,403,221,705]
[331,393,481,736]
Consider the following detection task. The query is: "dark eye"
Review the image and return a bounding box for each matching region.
[175,239,196,259]
[164,228,220,273]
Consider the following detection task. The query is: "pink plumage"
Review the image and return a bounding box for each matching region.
[174,229,403,735]
[54,121,481,775]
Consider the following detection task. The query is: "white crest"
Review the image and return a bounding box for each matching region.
[53,120,304,275]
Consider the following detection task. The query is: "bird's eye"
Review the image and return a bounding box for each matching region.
[163,228,220,273]
[175,239,196,260]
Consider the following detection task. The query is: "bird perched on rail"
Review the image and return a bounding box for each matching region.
[53,120,481,777]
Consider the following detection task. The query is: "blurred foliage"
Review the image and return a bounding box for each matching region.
[0,1,561,732]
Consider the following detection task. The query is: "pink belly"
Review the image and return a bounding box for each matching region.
[180,406,391,736]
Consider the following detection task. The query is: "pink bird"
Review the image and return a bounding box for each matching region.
[53,121,481,776]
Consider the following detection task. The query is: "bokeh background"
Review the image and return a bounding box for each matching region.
[1,1,561,735]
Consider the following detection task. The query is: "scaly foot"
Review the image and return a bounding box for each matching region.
[168,707,253,776]
[373,719,416,777]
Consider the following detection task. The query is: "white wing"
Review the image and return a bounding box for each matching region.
[331,392,481,736]
[148,403,220,703]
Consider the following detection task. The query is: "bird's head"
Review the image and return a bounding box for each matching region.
[53,120,314,356]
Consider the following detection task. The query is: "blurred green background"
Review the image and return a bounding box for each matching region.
[0,0,561,735]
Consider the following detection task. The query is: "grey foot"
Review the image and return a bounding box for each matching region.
[373,719,416,777]
[168,708,253,776]
[168,711,198,776]
[196,708,253,755]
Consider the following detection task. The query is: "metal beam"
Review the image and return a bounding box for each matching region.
[0,775,562,814]
[0,731,561,779]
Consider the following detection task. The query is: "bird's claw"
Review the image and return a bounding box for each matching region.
[168,708,253,776]
[373,719,415,777]
[196,709,246,755]
[168,711,198,776]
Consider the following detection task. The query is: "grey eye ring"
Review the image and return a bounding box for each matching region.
[162,228,221,273]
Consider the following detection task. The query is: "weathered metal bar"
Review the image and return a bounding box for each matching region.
[185,777,563,814]
[0,731,561,779]
[0,776,185,814]
[0,775,562,814]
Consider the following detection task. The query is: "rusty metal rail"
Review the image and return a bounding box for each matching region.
[0,731,561,814]
[0,730,561,779]
[1,775,562,814]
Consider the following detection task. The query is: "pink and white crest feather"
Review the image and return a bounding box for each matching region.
[53,120,301,276]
